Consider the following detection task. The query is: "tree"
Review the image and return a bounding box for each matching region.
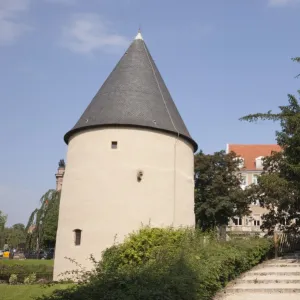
[194,150,250,231]
[240,57,300,233]
[25,190,60,250]
[3,224,26,249]
[0,210,7,231]
[12,223,25,232]
[0,211,7,248]
[42,191,60,248]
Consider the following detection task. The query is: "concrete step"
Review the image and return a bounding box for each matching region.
[227,289,300,293]
[248,271,300,276]
[264,264,300,267]
[228,282,300,290]
[217,293,300,300]
[250,266,300,273]
[227,286,300,293]
[214,254,300,299]
[242,275,300,281]
[236,279,300,284]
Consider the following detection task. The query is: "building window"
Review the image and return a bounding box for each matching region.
[252,174,259,185]
[74,229,82,246]
[253,215,261,227]
[233,217,243,226]
[255,156,264,169]
[111,141,118,149]
[254,220,260,226]
[241,175,247,186]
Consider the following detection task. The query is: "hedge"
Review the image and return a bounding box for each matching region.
[0,262,53,283]
[37,227,273,300]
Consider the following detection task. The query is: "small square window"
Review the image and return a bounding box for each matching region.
[111,141,118,149]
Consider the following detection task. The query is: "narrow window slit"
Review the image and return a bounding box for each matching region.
[74,229,82,246]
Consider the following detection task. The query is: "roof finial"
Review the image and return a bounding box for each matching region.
[135,27,143,40]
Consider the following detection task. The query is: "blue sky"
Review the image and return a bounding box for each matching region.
[1,0,300,225]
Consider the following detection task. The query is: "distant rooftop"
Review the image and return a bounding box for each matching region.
[227,144,282,170]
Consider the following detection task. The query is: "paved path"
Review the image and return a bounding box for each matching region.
[215,252,300,300]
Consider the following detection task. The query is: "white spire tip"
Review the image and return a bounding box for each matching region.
[135,31,143,40]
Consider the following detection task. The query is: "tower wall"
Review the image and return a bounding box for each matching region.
[53,127,195,280]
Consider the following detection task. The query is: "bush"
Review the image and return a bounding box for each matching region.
[37,228,273,300]
[101,226,192,271]
[9,274,18,285]
[24,273,37,285]
[0,262,53,283]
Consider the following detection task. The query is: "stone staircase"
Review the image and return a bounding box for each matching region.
[215,252,300,300]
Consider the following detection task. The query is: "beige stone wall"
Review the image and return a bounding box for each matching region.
[53,127,195,280]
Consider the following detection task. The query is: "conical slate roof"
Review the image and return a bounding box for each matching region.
[64,32,197,151]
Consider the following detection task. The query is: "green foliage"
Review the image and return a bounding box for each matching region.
[9,274,18,285]
[0,210,8,247]
[1,223,26,249]
[26,190,60,250]
[42,192,60,247]
[194,150,250,231]
[101,226,189,270]
[241,58,300,233]
[38,228,273,300]
[0,210,7,231]
[24,273,37,285]
[0,260,53,283]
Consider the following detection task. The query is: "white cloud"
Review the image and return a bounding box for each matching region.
[0,0,31,45]
[268,0,300,7]
[61,13,129,54]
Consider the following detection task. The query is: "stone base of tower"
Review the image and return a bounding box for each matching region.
[53,127,195,280]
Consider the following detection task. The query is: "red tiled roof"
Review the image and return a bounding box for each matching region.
[228,144,282,170]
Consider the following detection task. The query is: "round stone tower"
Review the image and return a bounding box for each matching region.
[53,31,198,280]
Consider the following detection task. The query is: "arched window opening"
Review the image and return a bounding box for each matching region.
[74,229,82,246]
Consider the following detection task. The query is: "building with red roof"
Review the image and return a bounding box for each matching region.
[226,144,281,232]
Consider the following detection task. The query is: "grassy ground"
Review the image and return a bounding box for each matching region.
[0,259,54,267]
[0,284,71,300]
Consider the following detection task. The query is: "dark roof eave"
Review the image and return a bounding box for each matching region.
[64,124,198,152]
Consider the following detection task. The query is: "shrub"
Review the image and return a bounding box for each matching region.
[24,273,37,284]
[100,226,193,272]
[37,228,273,300]
[0,262,53,283]
[9,274,18,285]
